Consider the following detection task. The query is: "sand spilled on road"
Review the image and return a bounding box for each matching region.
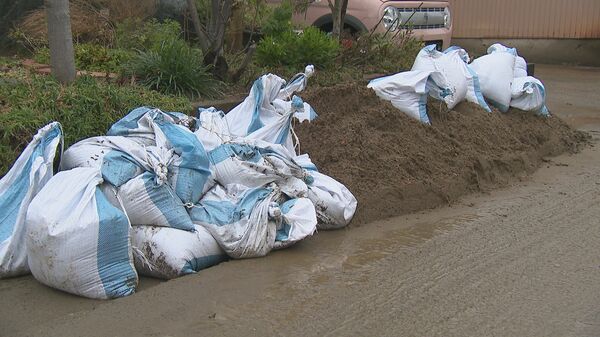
[296,83,589,225]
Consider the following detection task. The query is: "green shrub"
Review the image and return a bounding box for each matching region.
[124,38,222,98]
[261,0,293,37]
[256,27,340,69]
[74,44,133,73]
[255,35,288,66]
[34,44,134,73]
[115,18,182,52]
[291,27,340,67]
[0,72,192,177]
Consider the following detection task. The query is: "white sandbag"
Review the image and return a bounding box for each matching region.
[224,67,316,139]
[470,52,516,112]
[273,198,317,250]
[118,172,195,231]
[107,107,195,145]
[0,122,62,278]
[307,171,357,230]
[244,96,317,153]
[26,167,137,299]
[488,43,528,78]
[61,136,146,187]
[276,65,315,100]
[368,70,441,124]
[194,107,232,152]
[224,74,287,138]
[443,47,492,112]
[131,225,227,280]
[152,116,212,204]
[294,154,357,229]
[510,76,550,116]
[412,45,467,109]
[208,142,310,198]
[190,184,281,259]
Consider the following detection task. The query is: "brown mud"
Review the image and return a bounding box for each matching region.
[296,84,588,225]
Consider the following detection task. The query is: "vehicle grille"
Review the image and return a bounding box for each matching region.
[394,7,447,30]
[397,7,445,13]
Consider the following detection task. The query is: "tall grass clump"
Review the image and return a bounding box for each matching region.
[124,38,222,98]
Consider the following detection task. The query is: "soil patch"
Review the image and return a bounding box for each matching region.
[296,83,589,225]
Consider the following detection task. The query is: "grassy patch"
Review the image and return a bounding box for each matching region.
[0,70,192,176]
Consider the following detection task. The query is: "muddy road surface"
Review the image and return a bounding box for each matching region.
[2,65,600,337]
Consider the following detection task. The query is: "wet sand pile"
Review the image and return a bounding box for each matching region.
[296,83,589,225]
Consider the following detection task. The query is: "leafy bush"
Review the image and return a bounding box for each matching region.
[34,44,134,73]
[339,32,423,73]
[256,27,340,69]
[261,0,293,37]
[256,0,339,69]
[124,38,222,98]
[115,18,182,52]
[291,27,340,67]
[0,71,192,177]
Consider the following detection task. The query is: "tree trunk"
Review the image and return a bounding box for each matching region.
[328,0,348,39]
[225,2,244,52]
[45,0,75,84]
[186,0,211,52]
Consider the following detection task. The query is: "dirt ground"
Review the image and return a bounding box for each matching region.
[296,83,587,224]
[2,65,600,337]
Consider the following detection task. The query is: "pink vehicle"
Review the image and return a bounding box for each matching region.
[269,0,452,50]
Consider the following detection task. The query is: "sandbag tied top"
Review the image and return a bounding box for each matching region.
[26,167,138,299]
[194,107,233,152]
[131,224,228,280]
[244,95,318,154]
[117,171,196,231]
[368,70,444,124]
[0,122,63,278]
[510,76,550,116]
[153,114,212,205]
[225,73,288,138]
[190,183,281,259]
[277,64,315,101]
[470,48,517,112]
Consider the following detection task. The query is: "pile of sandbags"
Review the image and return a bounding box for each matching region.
[369,43,549,124]
[0,65,357,299]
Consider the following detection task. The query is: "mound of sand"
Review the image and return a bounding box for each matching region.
[296,84,588,225]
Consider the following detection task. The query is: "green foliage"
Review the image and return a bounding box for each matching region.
[256,27,340,69]
[124,38,222,98]
[292,27,340,67]
[340,32,424,73]
[261,0,293,37]
[115,18,182,52]
[34,44,134,73]
[0,72,192,177]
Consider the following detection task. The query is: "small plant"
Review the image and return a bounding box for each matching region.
[124,39,222,98]
[256,27,340,69]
